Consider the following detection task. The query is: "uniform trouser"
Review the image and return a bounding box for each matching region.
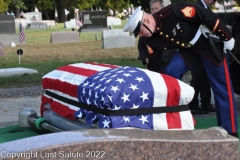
[190,63,212,107]
[164,51,238,134]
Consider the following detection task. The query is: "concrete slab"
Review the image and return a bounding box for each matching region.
[0,67,38,77]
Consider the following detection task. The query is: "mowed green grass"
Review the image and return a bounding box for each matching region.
[0,20,144,88]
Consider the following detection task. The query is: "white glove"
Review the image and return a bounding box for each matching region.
[223,38,235,53]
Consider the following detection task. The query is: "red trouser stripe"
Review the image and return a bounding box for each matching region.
[223,58,236,133]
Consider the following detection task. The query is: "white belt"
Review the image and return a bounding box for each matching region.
[189,28,202,45]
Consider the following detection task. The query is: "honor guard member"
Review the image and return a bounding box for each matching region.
[123,2,238,137]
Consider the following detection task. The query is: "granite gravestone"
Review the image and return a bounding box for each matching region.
[64,19,77,28]
[0,15,15,34]
[79,11,108,32]
[102,29,135,49]
[50,31,79,43]
[25,12,42,22]
[26,22,48,29]
[0,15,22,46]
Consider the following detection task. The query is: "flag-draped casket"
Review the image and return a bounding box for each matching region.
[41,62,195,130]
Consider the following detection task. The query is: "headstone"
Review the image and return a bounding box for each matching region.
[0,128,238,159]
[0,42,5,56]
[0,15,23,46]
[0,15,16,34]
[64,19,77,29]
[26,22,48,30]
[80,11,108,32]
[25,12,42,22]
[14,19,27,28]
[102,29,135,49]
[50,31,79,43]
[107,17,122,26]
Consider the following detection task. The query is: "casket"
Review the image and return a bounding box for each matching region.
[40,62,195,130]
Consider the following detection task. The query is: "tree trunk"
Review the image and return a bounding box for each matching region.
[52,0,58,22]
[59,1,66,22]
[45,9,49,20]
[15,7,20,18]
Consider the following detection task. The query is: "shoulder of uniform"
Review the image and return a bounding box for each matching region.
[155,5,172,18]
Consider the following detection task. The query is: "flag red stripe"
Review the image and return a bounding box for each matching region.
[161,74,182,129]
[42,78,79,98]
[41,94,75,120]
[43,63,119,98]
[57,65,99,76]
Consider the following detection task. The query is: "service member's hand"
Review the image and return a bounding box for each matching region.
[223,38,235,53]
[145,58,149,64]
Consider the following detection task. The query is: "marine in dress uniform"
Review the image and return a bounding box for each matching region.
[123,2,238,137]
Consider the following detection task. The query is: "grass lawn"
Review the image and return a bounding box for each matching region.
[0,20,144,88]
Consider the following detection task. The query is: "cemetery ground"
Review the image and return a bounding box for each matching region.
[0,21,144,89]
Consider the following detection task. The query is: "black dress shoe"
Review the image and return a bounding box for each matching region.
[191,108,209,114]
[202,104,216,112]
[229,133,239,138]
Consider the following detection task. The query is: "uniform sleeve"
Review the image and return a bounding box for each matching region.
[172,2,232,41]
[138,37,148,65]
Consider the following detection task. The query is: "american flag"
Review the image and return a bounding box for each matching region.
[41,62,195,130]
[75,18,83,30]
[35,6,39,12]
[109,8,113,16]
[20,11,26,18]
[19,23,26,44]
[55,9,58,17]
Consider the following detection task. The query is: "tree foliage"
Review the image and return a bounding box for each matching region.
[0,0,11,13]
[3,0,240,21]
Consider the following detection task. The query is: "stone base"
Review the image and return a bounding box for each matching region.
[0,34,26,46]
[0,127,238,159]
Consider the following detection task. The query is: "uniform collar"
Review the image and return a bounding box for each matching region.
[153,13,161,33]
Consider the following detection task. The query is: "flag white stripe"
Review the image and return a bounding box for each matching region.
[139,69,169,130]
[42,70,88,86]
[69,63,116,71]
[178,80,194,105]
[43,63,116,85]
[179,111,194,129]
[178,80,195,129]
